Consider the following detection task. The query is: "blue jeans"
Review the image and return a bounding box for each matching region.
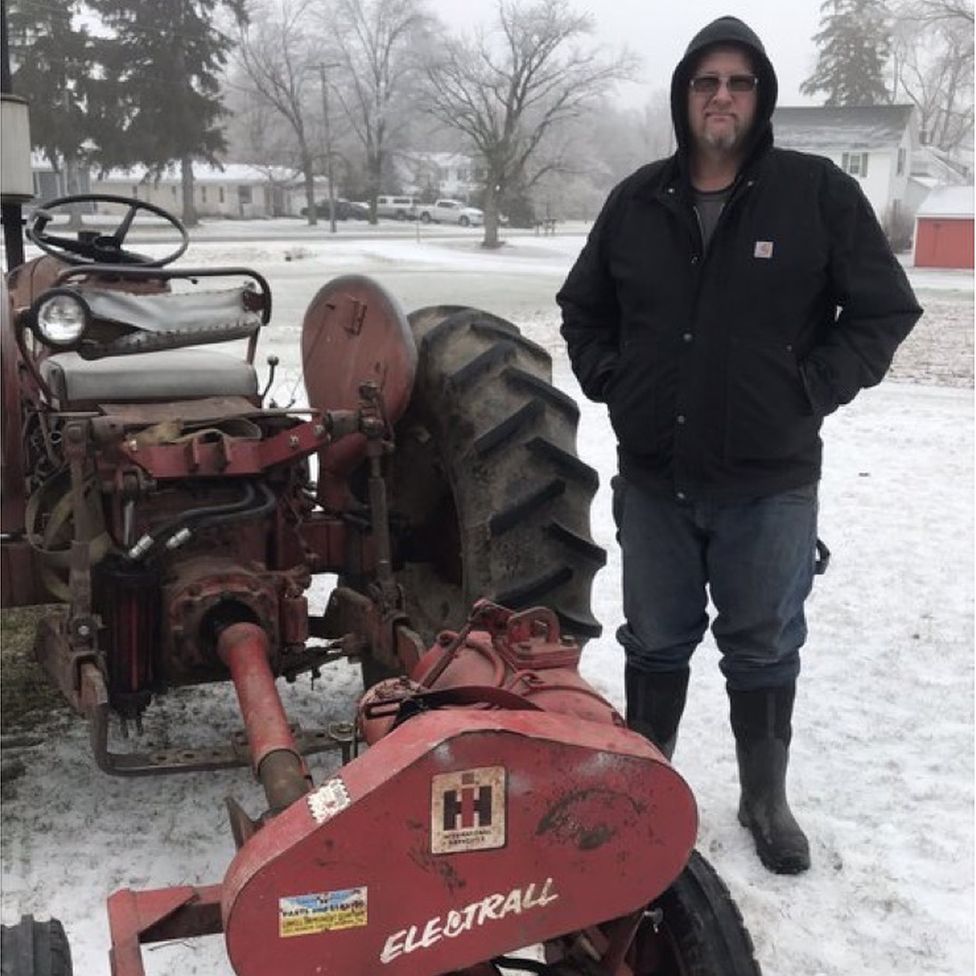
[612,477,819,692]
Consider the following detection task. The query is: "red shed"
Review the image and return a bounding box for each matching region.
[914,185,974,269]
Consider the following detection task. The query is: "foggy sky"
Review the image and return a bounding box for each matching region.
[428,0,824,109]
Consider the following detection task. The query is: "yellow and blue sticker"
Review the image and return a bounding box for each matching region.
[279,887,368,938]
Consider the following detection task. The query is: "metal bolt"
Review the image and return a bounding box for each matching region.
[76,623,91,638]
[289,434,300,448]
[128,439,139,452]
[313,424,325,438]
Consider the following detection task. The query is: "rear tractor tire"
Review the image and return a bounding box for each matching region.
[388,306,606,649]
[0,915,73,976]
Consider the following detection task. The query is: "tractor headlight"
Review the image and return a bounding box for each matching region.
[32,289,90,346]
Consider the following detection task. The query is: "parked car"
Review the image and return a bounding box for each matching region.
[300,199,369,220]
[376,195,419,220]
[416,199,484,227]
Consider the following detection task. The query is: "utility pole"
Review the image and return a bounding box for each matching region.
[318,62,340,234]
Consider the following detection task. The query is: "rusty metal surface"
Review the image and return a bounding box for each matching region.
[32,609,98,714]
[216,622,310,813]
[161,556,282,683]
[221,709,697,976]
[0,538,42,607]
[323,584,416,677]
[1,278,27,536]
[408,603,625,731]
[115,413,331,478]
[108,885,223,976]
[301,275,417,490]
[88,705,348,777]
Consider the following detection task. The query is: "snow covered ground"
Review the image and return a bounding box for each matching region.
[1,230,972,975]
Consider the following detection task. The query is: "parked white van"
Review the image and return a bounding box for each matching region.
[376,195,418,220]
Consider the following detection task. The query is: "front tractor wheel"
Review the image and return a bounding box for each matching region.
[389,306,606,648]
[632,851,761,975]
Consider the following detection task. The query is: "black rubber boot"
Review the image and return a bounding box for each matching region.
[624,664,690,760]
[729,683,811,874]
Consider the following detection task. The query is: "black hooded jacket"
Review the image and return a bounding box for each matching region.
[557,16,923,500]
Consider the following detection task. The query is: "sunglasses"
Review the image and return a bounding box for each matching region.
[689,74,759,95]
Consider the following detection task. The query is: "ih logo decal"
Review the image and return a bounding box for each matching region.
[431,766,506,853]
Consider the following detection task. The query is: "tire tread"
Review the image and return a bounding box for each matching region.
[1,915,73,976]
[390,305,606,645]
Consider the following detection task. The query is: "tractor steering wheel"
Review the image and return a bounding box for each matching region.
[26,193,190,267]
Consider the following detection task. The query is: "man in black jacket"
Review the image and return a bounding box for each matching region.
[558,16,921,874]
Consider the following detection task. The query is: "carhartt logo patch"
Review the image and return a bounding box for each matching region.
[754,240,774,259]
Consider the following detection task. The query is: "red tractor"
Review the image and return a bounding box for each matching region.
[0,195,761,976]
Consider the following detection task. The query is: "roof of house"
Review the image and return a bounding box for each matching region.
[916,185,974,219]
[400,151,474,167]
[773,104,916,151]
[98,162,296,184]
[911,145,972,184]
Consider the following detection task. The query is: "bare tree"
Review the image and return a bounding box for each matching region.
[235,0,321,223]
[322,0,431,222]
[900,0,973,24]
[423,0,638,248]
[893,0,973,153]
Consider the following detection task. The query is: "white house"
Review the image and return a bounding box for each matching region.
[30,154,92,202]
[91,163,296,218]
[773,104,918,232]
[394,152,484,201]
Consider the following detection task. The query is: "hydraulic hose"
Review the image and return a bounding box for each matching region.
[127,482,277,562]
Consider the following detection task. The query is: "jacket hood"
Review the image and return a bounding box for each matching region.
[669,16,778,173]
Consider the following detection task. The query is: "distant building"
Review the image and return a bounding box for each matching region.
[913,185,974,269]
[394,152,484,201]
[91,163,295,218]
[30,154,91,202]
[773,104,918,234]
[905,145,972,218]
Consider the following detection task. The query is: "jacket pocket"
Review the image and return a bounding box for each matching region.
[605,345,661,455]
[725,336,820,460]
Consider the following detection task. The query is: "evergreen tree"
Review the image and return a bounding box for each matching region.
[7,0,94,192]
[88,0,247,224]
[801,0,893,105]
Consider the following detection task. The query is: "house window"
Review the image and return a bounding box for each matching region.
[201,186,207,203]
[171,186,177,197]
[841,152,869,178]
[219,187,225,204]
[132,185,139,198]
[238,185,253,204]
[897,148,906,176]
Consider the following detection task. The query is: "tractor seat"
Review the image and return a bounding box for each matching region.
[40,347,259,404]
